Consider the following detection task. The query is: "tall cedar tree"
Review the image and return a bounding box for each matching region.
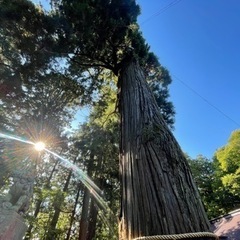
[2,0,210,239]
[53,0,210,239]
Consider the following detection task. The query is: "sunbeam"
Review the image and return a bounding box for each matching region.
[0,132,34,145]
[34,141,45,151]
[0,132,112,216]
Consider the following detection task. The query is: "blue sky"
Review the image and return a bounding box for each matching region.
[137,0,240,158]
[32,0,240,159]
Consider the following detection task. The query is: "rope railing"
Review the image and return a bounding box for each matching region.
[133,232,218,240]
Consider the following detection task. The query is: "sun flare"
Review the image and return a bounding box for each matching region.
[34,142,46,151]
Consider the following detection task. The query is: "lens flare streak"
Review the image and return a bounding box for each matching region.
[0,133,34,145]
[0,132,112,217]
[42,149,109,211]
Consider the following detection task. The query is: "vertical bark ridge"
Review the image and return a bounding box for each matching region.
[118,60,210,240]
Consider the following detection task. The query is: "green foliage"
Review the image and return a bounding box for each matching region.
[215,130,240,195]
[188,155,217,218]
[48,0,175,125]
[0,0,83,191]
[216,130,240,172]
[51,0,141,72]
[0,0,56,91]
[71,85,120,239]
[188,150,240,219]
[0,2,81,238]
[148,66,175,128]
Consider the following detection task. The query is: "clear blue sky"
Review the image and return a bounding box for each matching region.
[33,0,240,159]
[137,0,240,159]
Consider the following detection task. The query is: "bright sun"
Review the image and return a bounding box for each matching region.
[34,142,46,151]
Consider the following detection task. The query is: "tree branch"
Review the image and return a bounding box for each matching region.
[70,57,114,71]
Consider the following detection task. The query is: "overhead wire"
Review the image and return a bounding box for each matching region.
[140,0,183,25]
[139,0,240,128]
[172,74,240,128]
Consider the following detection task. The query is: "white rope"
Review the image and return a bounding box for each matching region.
[133,232,218,240]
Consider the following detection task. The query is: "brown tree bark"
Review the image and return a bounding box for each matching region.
[78,187,91,240]
[45,170,72,240]
[24,199,42,240]
[86,199,98,240]
[25,161,58,240]
[118,60,210,240]
[66,184,81,240]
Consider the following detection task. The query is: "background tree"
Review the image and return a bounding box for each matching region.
[188,151,240,220]
[23,78,120,239]
[72,85,120,239]
[187,155,216,218]
[0,0,82,186]
[215,130,240,194]
[0,1,84,239]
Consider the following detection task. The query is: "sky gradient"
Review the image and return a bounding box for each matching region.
[137,0,240,158]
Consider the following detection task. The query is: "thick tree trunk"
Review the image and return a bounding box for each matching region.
[118,60,210,240]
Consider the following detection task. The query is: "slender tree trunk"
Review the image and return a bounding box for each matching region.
[46,171,72,240]
[78,187,91,240]
[86,199,98,240]
[66,185,81,240]
[118,60,210,240]
[78,152,100,240]
[25,161,58,240]
[0,163,8,189]
[24,199,42,240]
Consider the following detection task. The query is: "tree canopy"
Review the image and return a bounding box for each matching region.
[215,130,240,196]
[188,153,240,219]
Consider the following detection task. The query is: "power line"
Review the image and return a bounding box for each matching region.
[139,1,239,128]
[140,0,183,25]
[172,74,240,128]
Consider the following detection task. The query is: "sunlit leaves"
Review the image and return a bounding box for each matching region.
[188,154,240,219]
[215,130,240,193]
